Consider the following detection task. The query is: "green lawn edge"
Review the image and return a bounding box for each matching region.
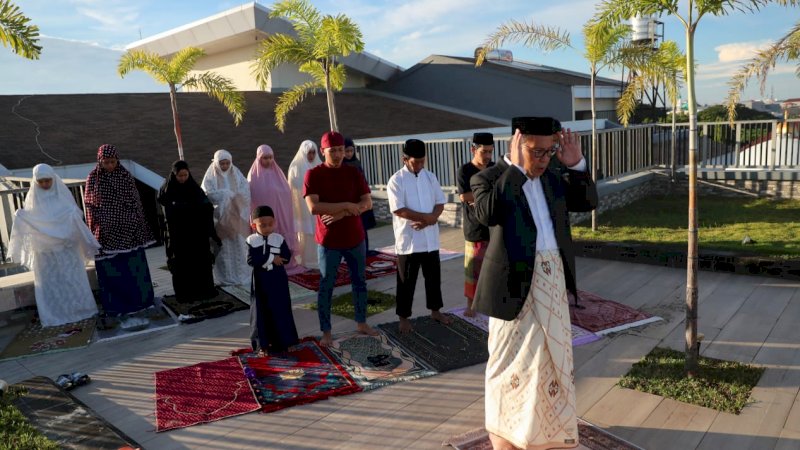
[303,289,396,319]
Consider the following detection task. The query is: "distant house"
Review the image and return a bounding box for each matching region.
[373,54,623,123]
[125,1,402,92]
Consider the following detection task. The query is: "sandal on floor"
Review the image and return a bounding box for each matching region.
[55,374,74,391]
[70,372,91,388]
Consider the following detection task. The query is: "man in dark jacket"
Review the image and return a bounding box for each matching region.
[470,117,597,450]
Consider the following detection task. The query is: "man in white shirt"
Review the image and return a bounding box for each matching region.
[387,139,453,333]
[471,117,597,450]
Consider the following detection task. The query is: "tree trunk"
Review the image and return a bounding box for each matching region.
[684,25,699,377]
[590,68,598,232]
[324,61,338,132]
[671,98,677,182]
[169,84,184,161]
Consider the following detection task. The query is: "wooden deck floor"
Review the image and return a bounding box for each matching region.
[1,225,798,449]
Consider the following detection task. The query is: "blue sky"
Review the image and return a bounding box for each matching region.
[3,0,800,105]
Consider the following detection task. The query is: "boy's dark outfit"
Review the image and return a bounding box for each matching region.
[247,231,298,353]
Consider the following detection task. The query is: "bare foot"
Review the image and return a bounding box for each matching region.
[319,331,333,347]
[398,317,413,333]
[356,322,379,336]
[463,307,476,317]
[489,432,520,450]
[431,310,452,325]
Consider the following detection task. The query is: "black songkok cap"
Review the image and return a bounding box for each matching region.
[403,139,426,158]
[472,132,494,146]
[511,117,562,136]
[251,205,274,221]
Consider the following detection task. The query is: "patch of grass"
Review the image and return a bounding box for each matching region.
[619,347,764,414]
[305,290,396,319]
[0,387,60,450]
[572,196,800,259]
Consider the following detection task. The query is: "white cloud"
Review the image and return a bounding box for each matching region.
[714,40,772,62]
[696,59,796,81]
[71,0,140,33]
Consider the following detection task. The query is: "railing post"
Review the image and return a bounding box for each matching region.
[769,120,777,170]
[734,122,742,169]
[700,123,708,169]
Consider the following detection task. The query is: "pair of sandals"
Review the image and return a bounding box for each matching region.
[55,372,91,391]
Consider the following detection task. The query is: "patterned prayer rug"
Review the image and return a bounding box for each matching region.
[13,376,142,449]
[446,306,602,347]
[0,316,97,361]
[94,302,178,343]
[375,245,464,262]
[154,357,261,432]
[325,331,436,391]
[443,419,645,450]
[162,289,248,323]
[220,282,315,305]
[288,253,398,291]
[234,338,362,413]
[377,315,489,373]
[569,290,662,335]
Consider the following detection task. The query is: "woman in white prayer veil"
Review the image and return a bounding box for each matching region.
[9,164,100,327]
[286,140,321,269]
[201,149,251,286]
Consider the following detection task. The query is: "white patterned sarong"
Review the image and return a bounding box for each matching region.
[485,250,577,450]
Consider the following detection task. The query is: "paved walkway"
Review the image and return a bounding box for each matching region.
[1,224,798,449]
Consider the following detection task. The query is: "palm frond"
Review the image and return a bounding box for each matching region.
[617,75,650,126]
[183,72,246,125]
[274,81,323,132]
[724,19,800,122]
[0,0,41,59]
[593,0,666,28]
[316,14,364,58]
[252,33,311,89]
[117,49,170,84]
[270,0,321,44]
[476,19,570,66]
[167,47,206,83]
[297,60,327,84]
[327,62,347,91]
[583,20,630,65]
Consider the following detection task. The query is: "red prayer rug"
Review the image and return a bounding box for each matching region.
[234,338,361,413]
[154,357,261,432]
[569,290,661,335]
[288,252,398,291]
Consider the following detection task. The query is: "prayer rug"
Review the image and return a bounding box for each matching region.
[443,419,644,450]
[162,289,248,324]
[569,290,662,335]
[375,245,464,262]
[94,302,178,343]
[0,316,97,361]
[325,331,436,391]
[220,282,315,305]
[234,338,362,413]
[154,357,261,432]
[446,306,602,347]
[288,253,398,291]
[377,315,489,373]
[13,376,142,449]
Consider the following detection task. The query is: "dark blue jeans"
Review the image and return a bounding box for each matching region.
[317,240,367,331]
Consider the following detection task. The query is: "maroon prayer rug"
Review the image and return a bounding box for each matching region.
[443,419,645,450]
[288,252,398,291]
[154,357,261,432]
[234,338,362,413]
[569,290,661,335]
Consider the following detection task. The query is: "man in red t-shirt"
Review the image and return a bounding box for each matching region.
[304,131,379,346]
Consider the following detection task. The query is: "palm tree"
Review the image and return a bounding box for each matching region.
[0,0,41,59]
[253,0,364,132]
[726,20,800,122]
[616,41,685,180]
[583,20,631,231]
[594,0,799,376]
[118,47,246,160]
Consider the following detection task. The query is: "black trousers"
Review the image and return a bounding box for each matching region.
[396,251,443,318]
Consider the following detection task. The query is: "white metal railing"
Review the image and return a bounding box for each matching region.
[357,119,800,190]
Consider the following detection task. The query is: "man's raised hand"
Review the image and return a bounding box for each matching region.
[556,128,582,167]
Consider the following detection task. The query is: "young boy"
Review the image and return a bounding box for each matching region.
[247,205,299,356]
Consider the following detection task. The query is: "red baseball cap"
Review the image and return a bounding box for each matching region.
[320,131,345,149]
